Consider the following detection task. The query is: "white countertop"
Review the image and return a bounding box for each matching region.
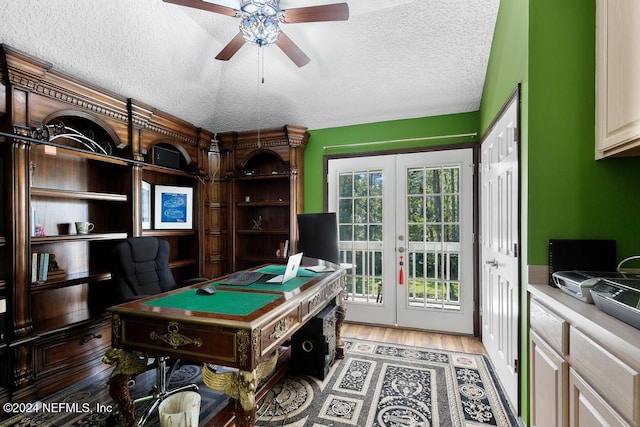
[528,283,640,371]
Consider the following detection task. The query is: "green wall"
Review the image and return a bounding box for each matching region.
[482,0,640,269]
[479,1,528,131]
[304,112,480,212]
[480,0,640,424]
[527,0,640,264]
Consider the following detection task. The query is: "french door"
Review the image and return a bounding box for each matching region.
[327,149,474,334]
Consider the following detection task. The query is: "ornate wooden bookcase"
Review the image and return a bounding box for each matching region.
[218,125,308,271]
[128,98,220,284]
[203,135,229,279]
[0,146,8,408]
[0,44,224,408]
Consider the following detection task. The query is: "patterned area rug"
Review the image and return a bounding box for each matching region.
[0,363,229,426]
[256,338,518,427]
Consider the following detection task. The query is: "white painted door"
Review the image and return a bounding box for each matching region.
[328,149,474,334]
[395,150,474,334]
[328,156,396,326]
[480,94,520,408]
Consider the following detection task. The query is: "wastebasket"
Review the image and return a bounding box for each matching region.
[158,391,201,427]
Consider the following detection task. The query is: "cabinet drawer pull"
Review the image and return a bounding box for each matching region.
[80,333,102,345]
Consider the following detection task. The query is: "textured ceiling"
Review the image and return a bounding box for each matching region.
[0,0,499,133]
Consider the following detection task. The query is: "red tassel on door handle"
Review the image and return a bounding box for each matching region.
[399,255,405,285]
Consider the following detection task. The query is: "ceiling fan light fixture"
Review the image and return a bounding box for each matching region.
[240,12,281,47]
[240,0,279,16]
[169,0,348,66]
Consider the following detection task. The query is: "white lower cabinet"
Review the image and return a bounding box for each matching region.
[529,290,640,427]
[530,330,568,427]
[569,368,630,427]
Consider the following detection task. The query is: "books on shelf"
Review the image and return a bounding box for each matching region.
[38,252,49,281]
[31,206,36,237]
[31,251,66,283]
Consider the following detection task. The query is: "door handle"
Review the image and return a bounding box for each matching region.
[485,259,498,268]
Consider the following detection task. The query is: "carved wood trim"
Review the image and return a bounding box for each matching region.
[3,55,129,125]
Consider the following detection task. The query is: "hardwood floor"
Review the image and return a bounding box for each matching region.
[342,322,487,355]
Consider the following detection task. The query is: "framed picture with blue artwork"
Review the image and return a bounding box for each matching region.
[154,184,193,229]
[141,180,151,230]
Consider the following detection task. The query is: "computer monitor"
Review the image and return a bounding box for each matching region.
[297,212,341,266]
[548,239,616,287]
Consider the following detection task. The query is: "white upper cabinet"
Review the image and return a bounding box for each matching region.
[596,0,640,158]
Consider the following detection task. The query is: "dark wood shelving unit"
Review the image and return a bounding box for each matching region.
[31,187,128,202]
[0,44,311,412]
[0,45,221,407]
[237,229,290,234]
[0,237,5,291]
[25,143,131,399]
[27,135,133,349]
[0,143,7,409]
[140,161,202,284]
[27,139,131,166]
[219,125,308,272]
[141,229,196,238]
[236,173,291,180]
[237,201,290,207]
[31,233,129,244]
[31,271,112,293]
[142,163,197,178]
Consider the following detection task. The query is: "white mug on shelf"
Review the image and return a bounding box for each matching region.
[75,221,94,234]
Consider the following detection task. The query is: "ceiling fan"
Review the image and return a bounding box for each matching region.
[163,0,349,67]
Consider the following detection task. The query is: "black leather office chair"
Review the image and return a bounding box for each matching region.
[110,236,205,426]
[111,236,177,300]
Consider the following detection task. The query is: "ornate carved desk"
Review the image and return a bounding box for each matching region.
[108,266,345,426]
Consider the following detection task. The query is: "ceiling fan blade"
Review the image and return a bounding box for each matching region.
[162,0,238,17]
[281,3,349,23]
[215,33,247,61]
[275,32,311,67]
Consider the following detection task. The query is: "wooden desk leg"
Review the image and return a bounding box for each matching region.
[203,369,258,427]
[108,373,136,427]
[202,352,279,427]
[234,402,257,427]
[102,348,149,427]
[335,290,347,359]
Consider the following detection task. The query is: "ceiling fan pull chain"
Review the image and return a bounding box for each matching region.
[257,46,262,148]
[261,45,265,84]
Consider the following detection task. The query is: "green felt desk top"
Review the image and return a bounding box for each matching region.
[142,266,322,316]
[143,288,280,316]
[212,265,320,292]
